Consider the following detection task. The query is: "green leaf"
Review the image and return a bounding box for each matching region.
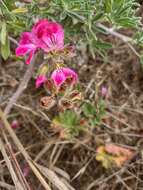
[54,110,79,129]
[104,0,112,13]
[61,110,78,127]
[90,118,100,126]
[12,8,28,14]
[82,102,96,117]
[1,36,10,60]
[53,110,80,138]
[0,22,7,45]
[95,41,112,49]
[116,17,138,28]
[92,13,104,22]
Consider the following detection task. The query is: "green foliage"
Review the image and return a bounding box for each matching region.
[53,110,81,138]
[1,36,10,60]
[101,0,140,28]
[0,0,142,59]
[0,21,10,60]
[82,100,106,126]
[1,22,7,45]
[82,102,96,117]
[52,99,106,138]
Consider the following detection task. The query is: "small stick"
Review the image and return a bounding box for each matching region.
[0,108,52,190]
[4,56,35,115]
[0,138,24,190]
[96,23,140,57]
[96,23,132,42]
[8,36,19,46]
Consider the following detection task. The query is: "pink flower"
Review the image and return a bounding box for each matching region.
[32,19,64,52]
[36,75,47,88]
[22,165,30,177]
[16,19,64,64]
[101,86,108,97]
[51,67,78,88]
[11,120,19,129]
[16,32,37,64]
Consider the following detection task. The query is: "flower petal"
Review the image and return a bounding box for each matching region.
[16,46,29,56]
[25,50,35,65]
[32,19,49,35]
[51,69,66,87]
[36,75,47,88]
[33,19,64,52]
[51,67,78,88]
[19,32,32,45]
[62,67,78,82]
[15,44,36,56]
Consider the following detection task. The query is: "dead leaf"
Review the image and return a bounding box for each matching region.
[96,144,134,168]
[40,96,56,110]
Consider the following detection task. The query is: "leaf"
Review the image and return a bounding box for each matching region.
[90,118,100,126]
[52,110,80,138]
[82,102,96,117]
[104,0,112,13]
[35,163,75,190]
[40,96,56,110]
[115,17,138,28]
[60,111,78,127]
[105,144,134,158]
[1,36,10,60]
[96,144,134,168]
[0,22,7,45]
[92,13,103,22]
[12,8,28,13]
[95,41,112,49]
[96,146,113,169]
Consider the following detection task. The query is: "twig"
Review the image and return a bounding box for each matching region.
[0,108,52,190]
[8,36,19,46]
[4,135,31,190]
[4,56,35,115]
[96,23,140,57]
[0,181,15,190]
[96,23,132,42]
[0,138,24,190]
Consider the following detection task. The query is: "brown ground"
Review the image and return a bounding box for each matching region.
[1,28,143,190]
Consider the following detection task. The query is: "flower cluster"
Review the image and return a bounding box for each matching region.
[16,19,64,64]
[16,19,78,90]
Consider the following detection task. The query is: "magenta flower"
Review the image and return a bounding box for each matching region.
[15,32,37,64]
[11,120,19,129]
[101,86,108,97]
[16,19,64,64]
[51,67,78,88]
[22,165,30,177]
[36,75,47,88]
[32,19,64,52]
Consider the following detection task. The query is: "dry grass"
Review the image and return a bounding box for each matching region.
[1,28,143,190]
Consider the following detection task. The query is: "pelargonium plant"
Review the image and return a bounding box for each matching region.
[16,19,78,92]
[15,19,107,139]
